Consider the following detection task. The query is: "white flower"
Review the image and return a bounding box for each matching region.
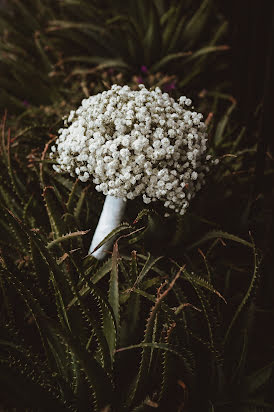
[51,84,215,215]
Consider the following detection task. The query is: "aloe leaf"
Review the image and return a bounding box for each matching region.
[128,271,180,407]
[68,258,113,308]
[29,237,50,288]
[64,56,130,70]
[10,0,39,31]
[73,186,89,222]
[63,254,113,373]
[3,208,29,252]
[185,45,229,63]
[185,275,214,347]
[48,20,104,32]
[144,2,162,65]
[231,329,248,383]
[0,263,50,365]
[0,364,68,411]
[6,131,26,203]
[187,230,253,251]
[23,193,34,223]
[109,241,120,331]
[116,342,187,360]
[246,362,274,395]
[0,338,66,402]
[167,9,186,52]
[181,0,212,47]
[43,186,66,238]
[89,222,130,255]
[133,253,163,289]
[178,62,202,88]
[50,272,71,332]
[130,250,138,281]
[47,320,114,410]
[0,184,21,217]
[224,246,260,344]
[181,269,226,303]
[150,51,192,72]
[69,271,117,363]
[122,292,140,343]
[46,337,76,391]
[129,0,148,33]
[47,230,90,249]
[214,103,236,147]
[91,257,113,282]
[34,33,53,72]
[6,209,67,292]
[65,178,79,213]
[161,6,178,51]
[1,111,8,164]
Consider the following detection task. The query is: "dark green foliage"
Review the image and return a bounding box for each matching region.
[0,1,274,411]
[0,114,271,410]
[0,0,229,113]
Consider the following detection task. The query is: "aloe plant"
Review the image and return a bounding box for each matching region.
[0,105,273,411]
[0,0,228,113]
[0,2,273,409]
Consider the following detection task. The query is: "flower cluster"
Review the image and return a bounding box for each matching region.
[51,84,216,215]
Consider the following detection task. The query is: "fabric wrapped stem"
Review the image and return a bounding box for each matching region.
[89,195,127,260]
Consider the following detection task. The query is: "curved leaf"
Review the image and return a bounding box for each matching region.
[187,230,253,251]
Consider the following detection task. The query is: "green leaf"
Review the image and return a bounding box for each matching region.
[187,230,253,251]
[166,8,186,53]
[133,253,163,289]
[181,0,212,47]
[65,178,80,213]
[128,271,180,407]
[6,129,25,203]
[90,222,131,255]
[143,2,162,65]
[181,269,226,303]
[185,45,229,63]
[6,209,68,295]
[43,186,66,238]
[91,257,113,283]
[116,342,187,360]
[62,254,113,373]
[161,6,179,51]
[47,230,90,249]
[246,362,274,395]
[150,51,192,72]
[185,275,214,347]
[130,250,138,280]
[68,258,113,309]
[122,292,140,342]
[0,364,68,412]
[29,237,50,289]
[48,20,104,33]
[64,56,130,70]
[74,186,88,222]
[67,272,117,364]
[10,0,39,31]
[50,272,71,332]
[34,33,53,72]
[47,320,114,411]
[2,207,28,252]
[214,103,236,146]
[109,241,120,331]
[0,263,50,364]
[224,245,260,343]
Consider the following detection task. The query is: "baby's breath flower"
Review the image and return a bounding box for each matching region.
[51,84,215,215]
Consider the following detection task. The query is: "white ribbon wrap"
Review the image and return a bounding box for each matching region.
[89,195,127,260]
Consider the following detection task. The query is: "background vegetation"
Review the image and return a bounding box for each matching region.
[0,0,273,411]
